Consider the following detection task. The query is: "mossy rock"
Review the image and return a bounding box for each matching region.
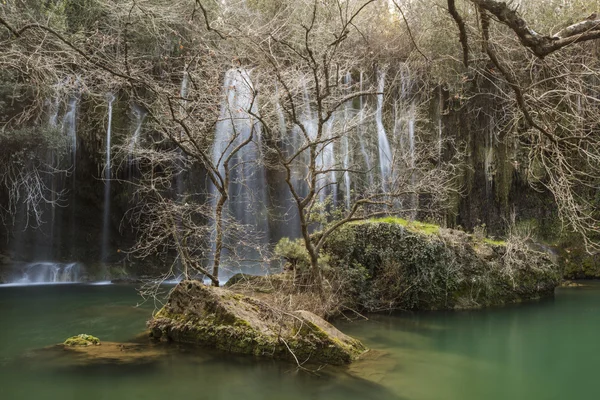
[148,280,366,365]
[324,221,561,311]
[64,334,101,346]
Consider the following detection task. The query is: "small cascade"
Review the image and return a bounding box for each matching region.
[15,262,83,284]
[408,104,416,169]
[320,116,338,205]
[212,69,270,264]
[272,86,302,240]
[47,85,63,247]
[48,84,62,127]
[177,69,189,197]
[407,103,418,218]
[437,85,444,162]
[63,96,79,168]
[102,94,115,263]
[130,105,146,152]
[342,72,353,209]
[376,70,393,191]
[357,72,374,187]
[128,105,146,182]
[62,91,80,260]
[341,133,351,209]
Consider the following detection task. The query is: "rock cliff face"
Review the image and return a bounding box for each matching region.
[324,219,561,311]
[148,280,366,365]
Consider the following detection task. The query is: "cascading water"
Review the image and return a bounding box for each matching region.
[342,72,353,209]
[438,85,444,162]
[63,96,79,168]
[13,262,83,284]
[212,69,270,275]
[407,103,418,217]
[320,116,338,205]
[408,104,416,170]
[101,94,115,263]
[357,72,374,187]
[376,70,393,192]
[177,70,189,197]
[129,105,146,152]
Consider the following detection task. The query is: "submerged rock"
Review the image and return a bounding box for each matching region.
[147,280,367,365]
[64,334,101,346]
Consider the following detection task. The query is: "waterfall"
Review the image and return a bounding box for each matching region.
[12,262,83,284]
[358,72,374,187]
[342,133,351,209]
[63,96,79,168]
[342,72,353,209]
[47,86,63,247]
[176,70,189,197]
[408,103,418,218]
[102,94,115,263]
[438,85,444,161]
[408,104,416,169]
[48,86,61,127]
[62,93,79,259]
[129,105,146,152]
[376,70,393,191]
[212,69,269,275]
[320,116,338,205]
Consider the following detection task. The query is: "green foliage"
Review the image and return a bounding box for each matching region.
[274,237,330,272]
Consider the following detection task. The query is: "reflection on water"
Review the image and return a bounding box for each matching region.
[0,283,599,399]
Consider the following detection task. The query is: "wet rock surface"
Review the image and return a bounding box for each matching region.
[148,280,367,365]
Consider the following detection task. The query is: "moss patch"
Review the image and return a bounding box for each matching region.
[64,334,101,346]
[324,221,560,311]
[148,281,366,365]
[483,238,507,246]
[364,217,441,235]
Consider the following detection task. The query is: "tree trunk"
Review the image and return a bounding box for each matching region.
[212,191,227,287]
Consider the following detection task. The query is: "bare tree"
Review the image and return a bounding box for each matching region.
[193,0,462,282]
[439,0,600,249]
[0,1,267,284]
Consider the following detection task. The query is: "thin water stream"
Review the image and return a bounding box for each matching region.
[0,283,598,399]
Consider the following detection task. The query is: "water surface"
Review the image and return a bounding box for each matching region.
[0,283,598,400]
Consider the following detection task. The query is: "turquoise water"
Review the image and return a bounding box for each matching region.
[0,283,598,399]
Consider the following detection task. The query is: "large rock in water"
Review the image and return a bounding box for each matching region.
[147,280,366,365]
[324,219,562,311]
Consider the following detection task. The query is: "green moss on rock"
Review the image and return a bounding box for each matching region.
[324,221,560,311]
[147,281,366,365]
[64,334,101,346]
